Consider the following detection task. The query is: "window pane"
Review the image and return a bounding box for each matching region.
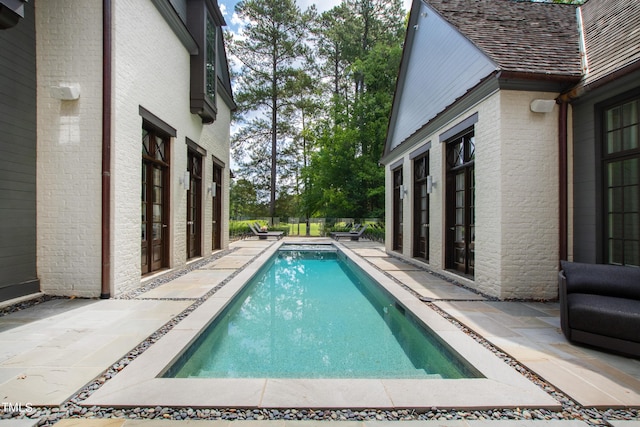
[608,213,624,238]
[608,187,623,211]
[607,130,622,154]
[607,106,621,129]
[467,136,475,161]
[625,186,639,211]
[624,158,638,185]
[624,241,639,267]
[623,100,638,126]
[206,16,216,100]
[153,204,162,222]
[142,131,150,156]
[625,213,639,239]
[608,239,623,265]
[608,161,623,186]
[623,125,638,151]
[153,223,162,240]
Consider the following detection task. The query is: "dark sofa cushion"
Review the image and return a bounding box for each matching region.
[561,261,640,300]
[568,293,640,343]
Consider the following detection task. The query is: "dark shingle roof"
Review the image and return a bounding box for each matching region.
[581,0,640,86]
[426,0,583,78]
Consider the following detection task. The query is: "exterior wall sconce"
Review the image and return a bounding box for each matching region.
[426,175,436,194]
[50,84,81,101]
[530,99,556,113]
[208,181,217,197]
[399,184,407,199]
[179,170,190,190]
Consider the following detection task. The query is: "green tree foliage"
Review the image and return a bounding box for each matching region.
[229,0,406,219]
[230,179,262,218]
[229,0,315,218]
[302,0,405,219]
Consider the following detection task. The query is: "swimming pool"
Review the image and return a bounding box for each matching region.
[164,248,480,379]
[85,240,560,409]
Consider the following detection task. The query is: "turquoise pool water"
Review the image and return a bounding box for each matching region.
[165,249,481,379]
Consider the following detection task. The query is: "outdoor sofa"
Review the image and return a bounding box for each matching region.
[559,260,640,358]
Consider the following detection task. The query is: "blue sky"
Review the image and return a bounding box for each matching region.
[218,0,413,33]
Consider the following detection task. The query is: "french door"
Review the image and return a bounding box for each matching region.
[187,150,202,260]
[446,130,475,277]
[142,130,169,275]
[413,154,429,261]
[212,163,223,251]
[393,167,403,252]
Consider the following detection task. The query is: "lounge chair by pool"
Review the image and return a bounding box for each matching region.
[249,223,284,240]
[330,224,368,241]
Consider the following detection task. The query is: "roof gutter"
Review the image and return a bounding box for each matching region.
[101,0,112,299]
[558,100,568,266]
[558,59,640,103]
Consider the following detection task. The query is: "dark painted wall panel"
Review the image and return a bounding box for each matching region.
[571,71,640,264]
[0,1,38,301]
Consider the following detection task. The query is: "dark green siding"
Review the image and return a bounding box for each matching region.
[0,1,39,301]
[572,72,640,264]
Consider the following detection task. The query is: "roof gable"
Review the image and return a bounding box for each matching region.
[427,0,582,77]
[383,0,583,158]
[385,0,497,154]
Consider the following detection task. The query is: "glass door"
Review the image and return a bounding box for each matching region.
[413,154,429,261]
[393,167,403,252]
[446,130,475,277]
[142,130,169,275]
[212,163,223,250]
[187,150,202,260]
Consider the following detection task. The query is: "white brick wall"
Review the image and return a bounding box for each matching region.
[112,0,232,296]
[385,90,560,300]
[497,91,559,300]
[36,0,104,298]
[36,0,232,297]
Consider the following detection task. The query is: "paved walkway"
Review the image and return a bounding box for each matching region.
[0,238,638,426]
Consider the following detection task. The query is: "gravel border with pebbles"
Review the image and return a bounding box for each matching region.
[1,244,638,426]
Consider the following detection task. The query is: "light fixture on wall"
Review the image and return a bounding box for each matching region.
[179,170,190,190]
[209,181,217,197]
[399,184,407,200]
[530,99,556,113]
[426,175,436,194]
[50,84,81,101]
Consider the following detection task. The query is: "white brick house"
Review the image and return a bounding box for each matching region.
[382,0,640,300]
[0,0,235,301]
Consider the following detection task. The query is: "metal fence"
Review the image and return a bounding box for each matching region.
[230,217,384,242]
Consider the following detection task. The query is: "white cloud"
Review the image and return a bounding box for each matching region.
[297,0,340,13]
[300,0,412,13]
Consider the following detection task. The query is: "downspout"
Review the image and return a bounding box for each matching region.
[101,0,112,299]
[558,100,568,265]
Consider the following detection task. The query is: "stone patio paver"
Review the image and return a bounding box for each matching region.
[202,255,255,269]
[0,299,191,406]
[365,256,422,271]
[434,300,640,407]
[137,269,235,299]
